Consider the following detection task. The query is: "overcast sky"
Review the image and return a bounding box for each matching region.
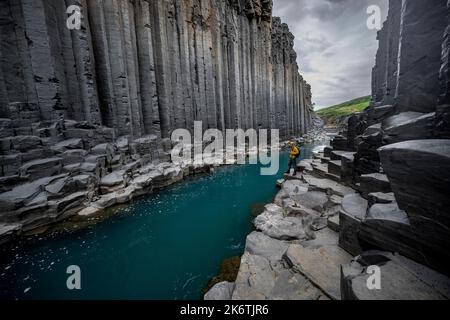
[273,0,388,109]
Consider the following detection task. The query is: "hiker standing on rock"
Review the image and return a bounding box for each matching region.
[286,141,300,175]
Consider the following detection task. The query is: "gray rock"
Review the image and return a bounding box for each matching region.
[303,175,355,197]
[339,193,368,255]
[383,112,435,144]
[254,207,308,241]
[245,231,289,262]
[0,175,66,211]
[100,170,127,187]
[379,140,450,274]
[284,243,352,300]
[51,139,84,153]
[19,157,63,181]
[359,173,391,198]
[328,215,340,232]
[10,135,42,152]
[341,251,450,300]
[204,281,235,300]
[232,252,327,300]
[360,202,424,263]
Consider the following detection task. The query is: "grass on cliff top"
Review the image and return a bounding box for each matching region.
[316,95,371,123]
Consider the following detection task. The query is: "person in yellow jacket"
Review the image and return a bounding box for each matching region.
[286,141,300,175]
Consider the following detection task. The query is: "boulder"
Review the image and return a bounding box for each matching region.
[10,135,42,152]
[339,193,368,255]
[61,149,88,165]
[290,191,328,213]
[0,175,66,211]
[51,138,84,153]
[331,135,348,151]
[379,140,450,274]
[341,251,450,300]
[367,105,395,125]
[383,112,435,144]
[0,223,21,244]
[327,160,341,176]
[100,170,128,192]
[359,173,391,198]
[245,231,289,262]
[232,252,327,300]
[360,202,424,263]
[340,152,355,183]
[19,157,63,181]
[254,205,309,241]
[204,282,235,300]
[303,175,355,197]
[284,243,352,300]
[282,179,309,195]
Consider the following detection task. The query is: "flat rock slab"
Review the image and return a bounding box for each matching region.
[290,191,328,212]
[341,193,368,220]
[301,227,339,248]
[232,252,328,300]
[341,251,450,300]
[359,173,391,198]
[303,175,355,197]
[100,170,127,187]
[245,231,289,262]
[254,209,308,241]
[282,180,309,195]
[284,243,352,300]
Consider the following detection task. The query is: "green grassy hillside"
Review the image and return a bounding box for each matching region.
[317,96,371,124]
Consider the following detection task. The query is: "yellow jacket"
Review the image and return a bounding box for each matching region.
[290,145,300,159]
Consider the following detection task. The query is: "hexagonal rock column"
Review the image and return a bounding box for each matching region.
[379,140,450,275]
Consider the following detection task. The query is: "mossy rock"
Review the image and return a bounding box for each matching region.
[250,202,266,217]
[202,256,241,295]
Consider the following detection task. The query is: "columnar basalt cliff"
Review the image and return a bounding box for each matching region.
[0,0,316,240]
[335,0,450,283]
[0,0,313,138]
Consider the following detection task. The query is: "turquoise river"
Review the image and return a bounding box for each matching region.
[0,143,324,299]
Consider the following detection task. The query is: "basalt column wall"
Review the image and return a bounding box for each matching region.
[371,0,448,113]
[0,0,314,141]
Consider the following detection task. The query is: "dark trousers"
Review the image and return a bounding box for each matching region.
[286,157,298,174]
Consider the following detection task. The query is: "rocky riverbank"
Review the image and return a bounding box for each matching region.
[0,0,321,244]
[206,0,450,300]
[205,151,450,300]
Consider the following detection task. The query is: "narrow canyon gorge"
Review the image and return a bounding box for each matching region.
[0,0,317,239]
[204,0,450,300]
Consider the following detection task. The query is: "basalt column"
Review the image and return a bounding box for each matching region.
[0,0,315,141]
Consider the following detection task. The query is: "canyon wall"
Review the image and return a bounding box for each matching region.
[0,0,315,240]
[371,0,448,114]
[0,0,314,140]
[333,0,450,276]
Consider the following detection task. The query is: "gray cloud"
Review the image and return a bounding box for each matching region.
[273,0,388,109]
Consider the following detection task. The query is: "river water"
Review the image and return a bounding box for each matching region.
[0,142,326,299]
